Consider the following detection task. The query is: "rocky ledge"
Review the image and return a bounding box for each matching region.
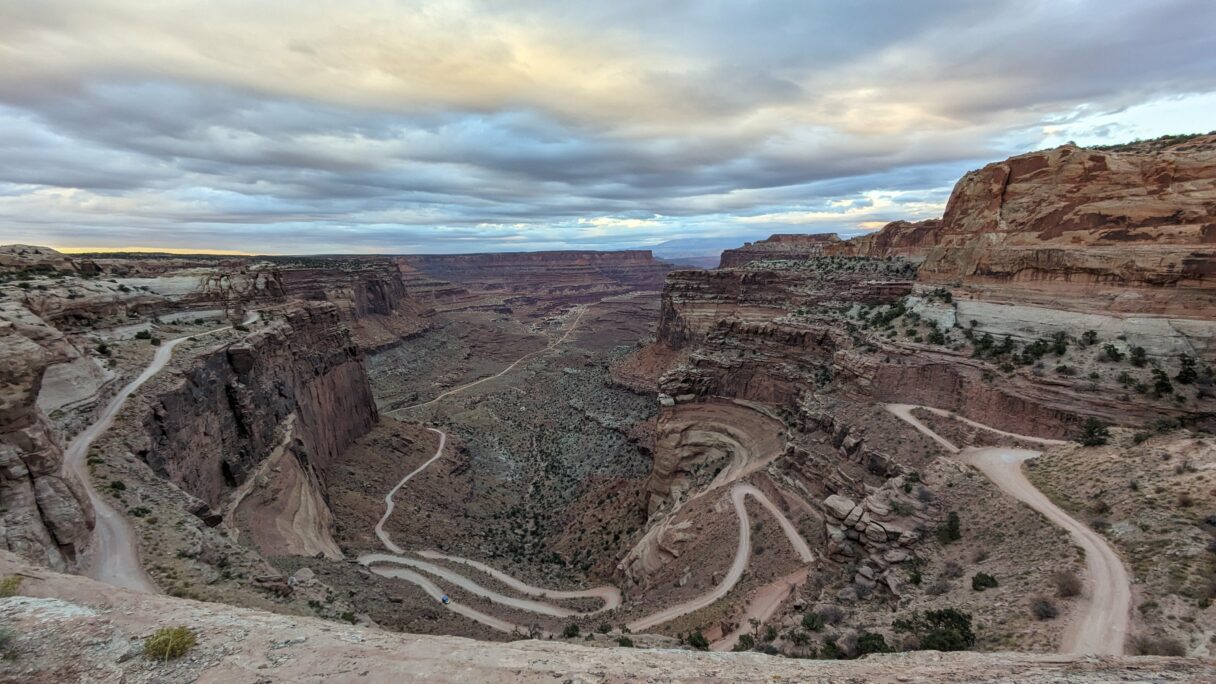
[1,552,1211,683]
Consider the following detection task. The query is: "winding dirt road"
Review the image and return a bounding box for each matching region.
[362,425,816,635]
[368,301,817,634]
[388,305,589,414]
[64,315,256,593]
[884,403,1130,656]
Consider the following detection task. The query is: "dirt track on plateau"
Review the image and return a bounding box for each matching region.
[885,403,1129,656]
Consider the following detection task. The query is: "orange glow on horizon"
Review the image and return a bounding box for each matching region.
[54,245,262,256]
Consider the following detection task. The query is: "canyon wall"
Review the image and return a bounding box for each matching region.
[138,303,376,554]
[396,250,670,301]
[920,137,1216,319]
[0,302,93,570]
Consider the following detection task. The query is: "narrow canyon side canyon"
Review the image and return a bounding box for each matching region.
[2,136,1215,681]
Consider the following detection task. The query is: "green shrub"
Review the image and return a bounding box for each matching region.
[1078,418,1110,446]
[617,635,634,647]
[856,632,890,655]
[936,511,961,544]
[687,629,709,650]
[971,572,998,591]
[893,608,976,651]
[143,626,197,661]
[801,612,824,631]
[561,623,580,639]
[731,633,755,651]
[134,329,151,339]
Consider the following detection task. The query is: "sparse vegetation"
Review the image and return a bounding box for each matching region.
[0,576,23,598]
[1077,418,1110,446]
[687,629,709,651]
[1030,596,1059,620]
[143,626,197,661]
[893,608,976,651]
[971,572,998,591]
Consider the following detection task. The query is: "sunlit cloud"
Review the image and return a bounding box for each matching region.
[0,1,1212,254]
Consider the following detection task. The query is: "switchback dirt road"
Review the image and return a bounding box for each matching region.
[885,403,1129,655]
[64,315,255,592]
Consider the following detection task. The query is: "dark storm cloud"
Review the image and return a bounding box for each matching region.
[0,0,1212,253]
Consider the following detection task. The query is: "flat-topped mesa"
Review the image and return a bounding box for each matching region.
[269,257,429,352]
[918,136,1216,319]
[718,233,842,268]
[824,220,944,262]
[397,250,670,301]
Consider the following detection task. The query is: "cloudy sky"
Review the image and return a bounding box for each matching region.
[0,0,1213,255]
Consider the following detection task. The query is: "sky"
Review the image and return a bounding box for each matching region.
[0,1,1213,255]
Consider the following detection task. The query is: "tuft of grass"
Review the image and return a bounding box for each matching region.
[144,626,197,661]
[0,576,22,598]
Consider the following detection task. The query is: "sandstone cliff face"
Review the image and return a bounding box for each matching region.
[275,258,429,352]
[397,250,670,301]
[919,137,1216,318]
[0,302,93,570]
[658,262,914,351]
[718,233,842,268]
[824,220,943,261]
[140,304,376,521]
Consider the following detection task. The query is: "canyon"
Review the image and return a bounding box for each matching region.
[1,135,1215,680]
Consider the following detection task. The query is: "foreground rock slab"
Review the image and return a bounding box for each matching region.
[0,553,1211,683]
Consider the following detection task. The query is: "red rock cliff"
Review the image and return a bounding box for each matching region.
[919,136,1216,317]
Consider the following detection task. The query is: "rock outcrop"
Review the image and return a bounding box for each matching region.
[920,137,1216,319]
[136,303,376,557]
[5,551,1210,683]
[719,233,842,268]
[0,302,93,571]
[825,220,943,261]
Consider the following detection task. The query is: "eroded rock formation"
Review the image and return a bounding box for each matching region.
[0,302,94,570]
[137,303,376,557]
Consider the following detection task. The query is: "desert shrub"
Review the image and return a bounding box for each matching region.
[597,623,611,634]
[1053,571,1082,598]
[943,561,963,578]
[971,573,998,591]
[856,632,890,655]
[1176,354,1198,384]
[1132,635,1186,656]
[0,576,22,598]
[732,633,755,651]
[893,608,976,651]
[687,630,709,651]
[926,579,951,596]
[1081,330,1098,346]
[144,626,197,661]
[936,511,961,544]
[1152,369,1174,396]
[1078,418,1110,446]
[134,329,152,339]
[817,605,844,625]
[617,635,634,647]
[1130,346,1147,367]
[561,623,580,639]
[801,612,825,631]
[1030,596,1059,620]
